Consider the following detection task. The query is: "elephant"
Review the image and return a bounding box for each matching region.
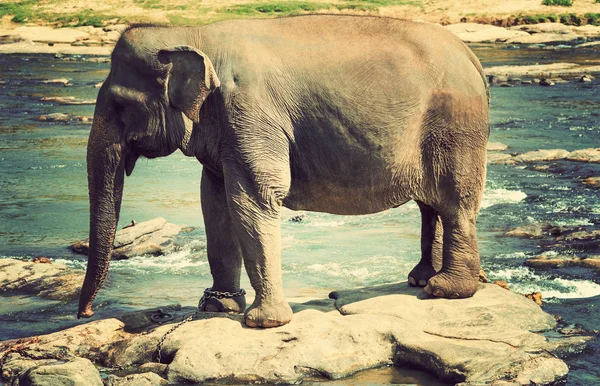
[78,15,490,328]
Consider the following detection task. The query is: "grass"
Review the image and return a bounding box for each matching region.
[542,0,574,6]
[0,1,118,27]
[509,11,600,25]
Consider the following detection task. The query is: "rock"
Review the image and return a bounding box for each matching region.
[524,255,600,272]
[445,23,529,43]
[524,292,543,306]
[487,142,508,152]
[0,284,580,385]
[560,229,600,241]
[488,74,508,84]
[35,113,68,122]
[0,34,28,44]
[17,357,102,386]
[487,152,514,165]
[0,318,127,384]
[103,24,129,33]
[73,35,104,47]
[0,258,83,302]
[41,78,69,85]
[34,113,92,124]
[549,77,569,84]
[579,75,593,83]
[102,31,122,44]
[512,149,570,163]
[506,32,584,45]
[10,27,89,44]
[70,217,183,259]
[499,82,513,87]
[575,41,600,49]
[521,80,533,85]
[289,215,305,223]
[540,78,555,87]
[506,223,547,238]
[566,148,600,163]
[582,176,600,187]
[118,304,184,333]
[32,257,51,264]
[478,269,489,283]
[572,25,600,37]
[39,96,95,105]
[510,23,573,35]
[493,280,510,290]
[484,63,600,79]
[105,372,168,386]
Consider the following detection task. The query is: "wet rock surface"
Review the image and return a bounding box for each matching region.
[70,217,184,260]
[0,258,83,303]
[39,96,95,105]
[485,63,600,80]
[35,113,92,124]
[488,147,600,166]
[506,221,600,275]
[0,283,588,386]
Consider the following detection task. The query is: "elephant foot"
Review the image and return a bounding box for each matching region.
[424,271,479,299]
[244,299,292,328]
[408,262,438,287]
[200,293,246,314]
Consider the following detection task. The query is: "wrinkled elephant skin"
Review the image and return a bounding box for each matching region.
[79,15,490,328]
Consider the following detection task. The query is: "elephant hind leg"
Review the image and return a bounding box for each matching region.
[408,201,443,287]
[424,208,481,299]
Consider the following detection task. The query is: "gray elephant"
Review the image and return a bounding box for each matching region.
[78,15,489,328]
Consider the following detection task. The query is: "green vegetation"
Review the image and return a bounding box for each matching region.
[509,11,599,25]
[0,1,117,27]
[0,0,36,24]
[542,0,574,6]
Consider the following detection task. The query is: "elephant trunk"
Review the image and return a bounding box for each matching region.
[78,110,126,318]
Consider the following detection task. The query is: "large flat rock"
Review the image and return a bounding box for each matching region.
[485,63,600,78]
[0,283,578,385]
[445,23,529,43]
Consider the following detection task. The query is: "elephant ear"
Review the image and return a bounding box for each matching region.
[158,46,220,123]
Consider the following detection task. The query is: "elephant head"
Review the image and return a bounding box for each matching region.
[78,29,220,318]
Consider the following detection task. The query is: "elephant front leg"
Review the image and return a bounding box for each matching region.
[226,177,293,328]
[408,201,443,287]
[200,169,246,313]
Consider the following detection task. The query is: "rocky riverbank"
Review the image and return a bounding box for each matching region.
[1,20,599,57]
[0,282,592,386]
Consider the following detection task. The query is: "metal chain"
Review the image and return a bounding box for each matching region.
[154,287,246,363]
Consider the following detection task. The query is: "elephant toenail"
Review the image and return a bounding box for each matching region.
[408,277,416,286]
[433,289,445,297]
[418,280,427,287]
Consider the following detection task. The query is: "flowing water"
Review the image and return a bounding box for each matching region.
[0,45,599,385]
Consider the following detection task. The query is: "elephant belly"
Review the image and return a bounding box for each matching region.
[283,160,416,215]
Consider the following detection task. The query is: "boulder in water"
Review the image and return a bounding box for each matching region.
[70,217,184,259]
[0,258,83,302]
